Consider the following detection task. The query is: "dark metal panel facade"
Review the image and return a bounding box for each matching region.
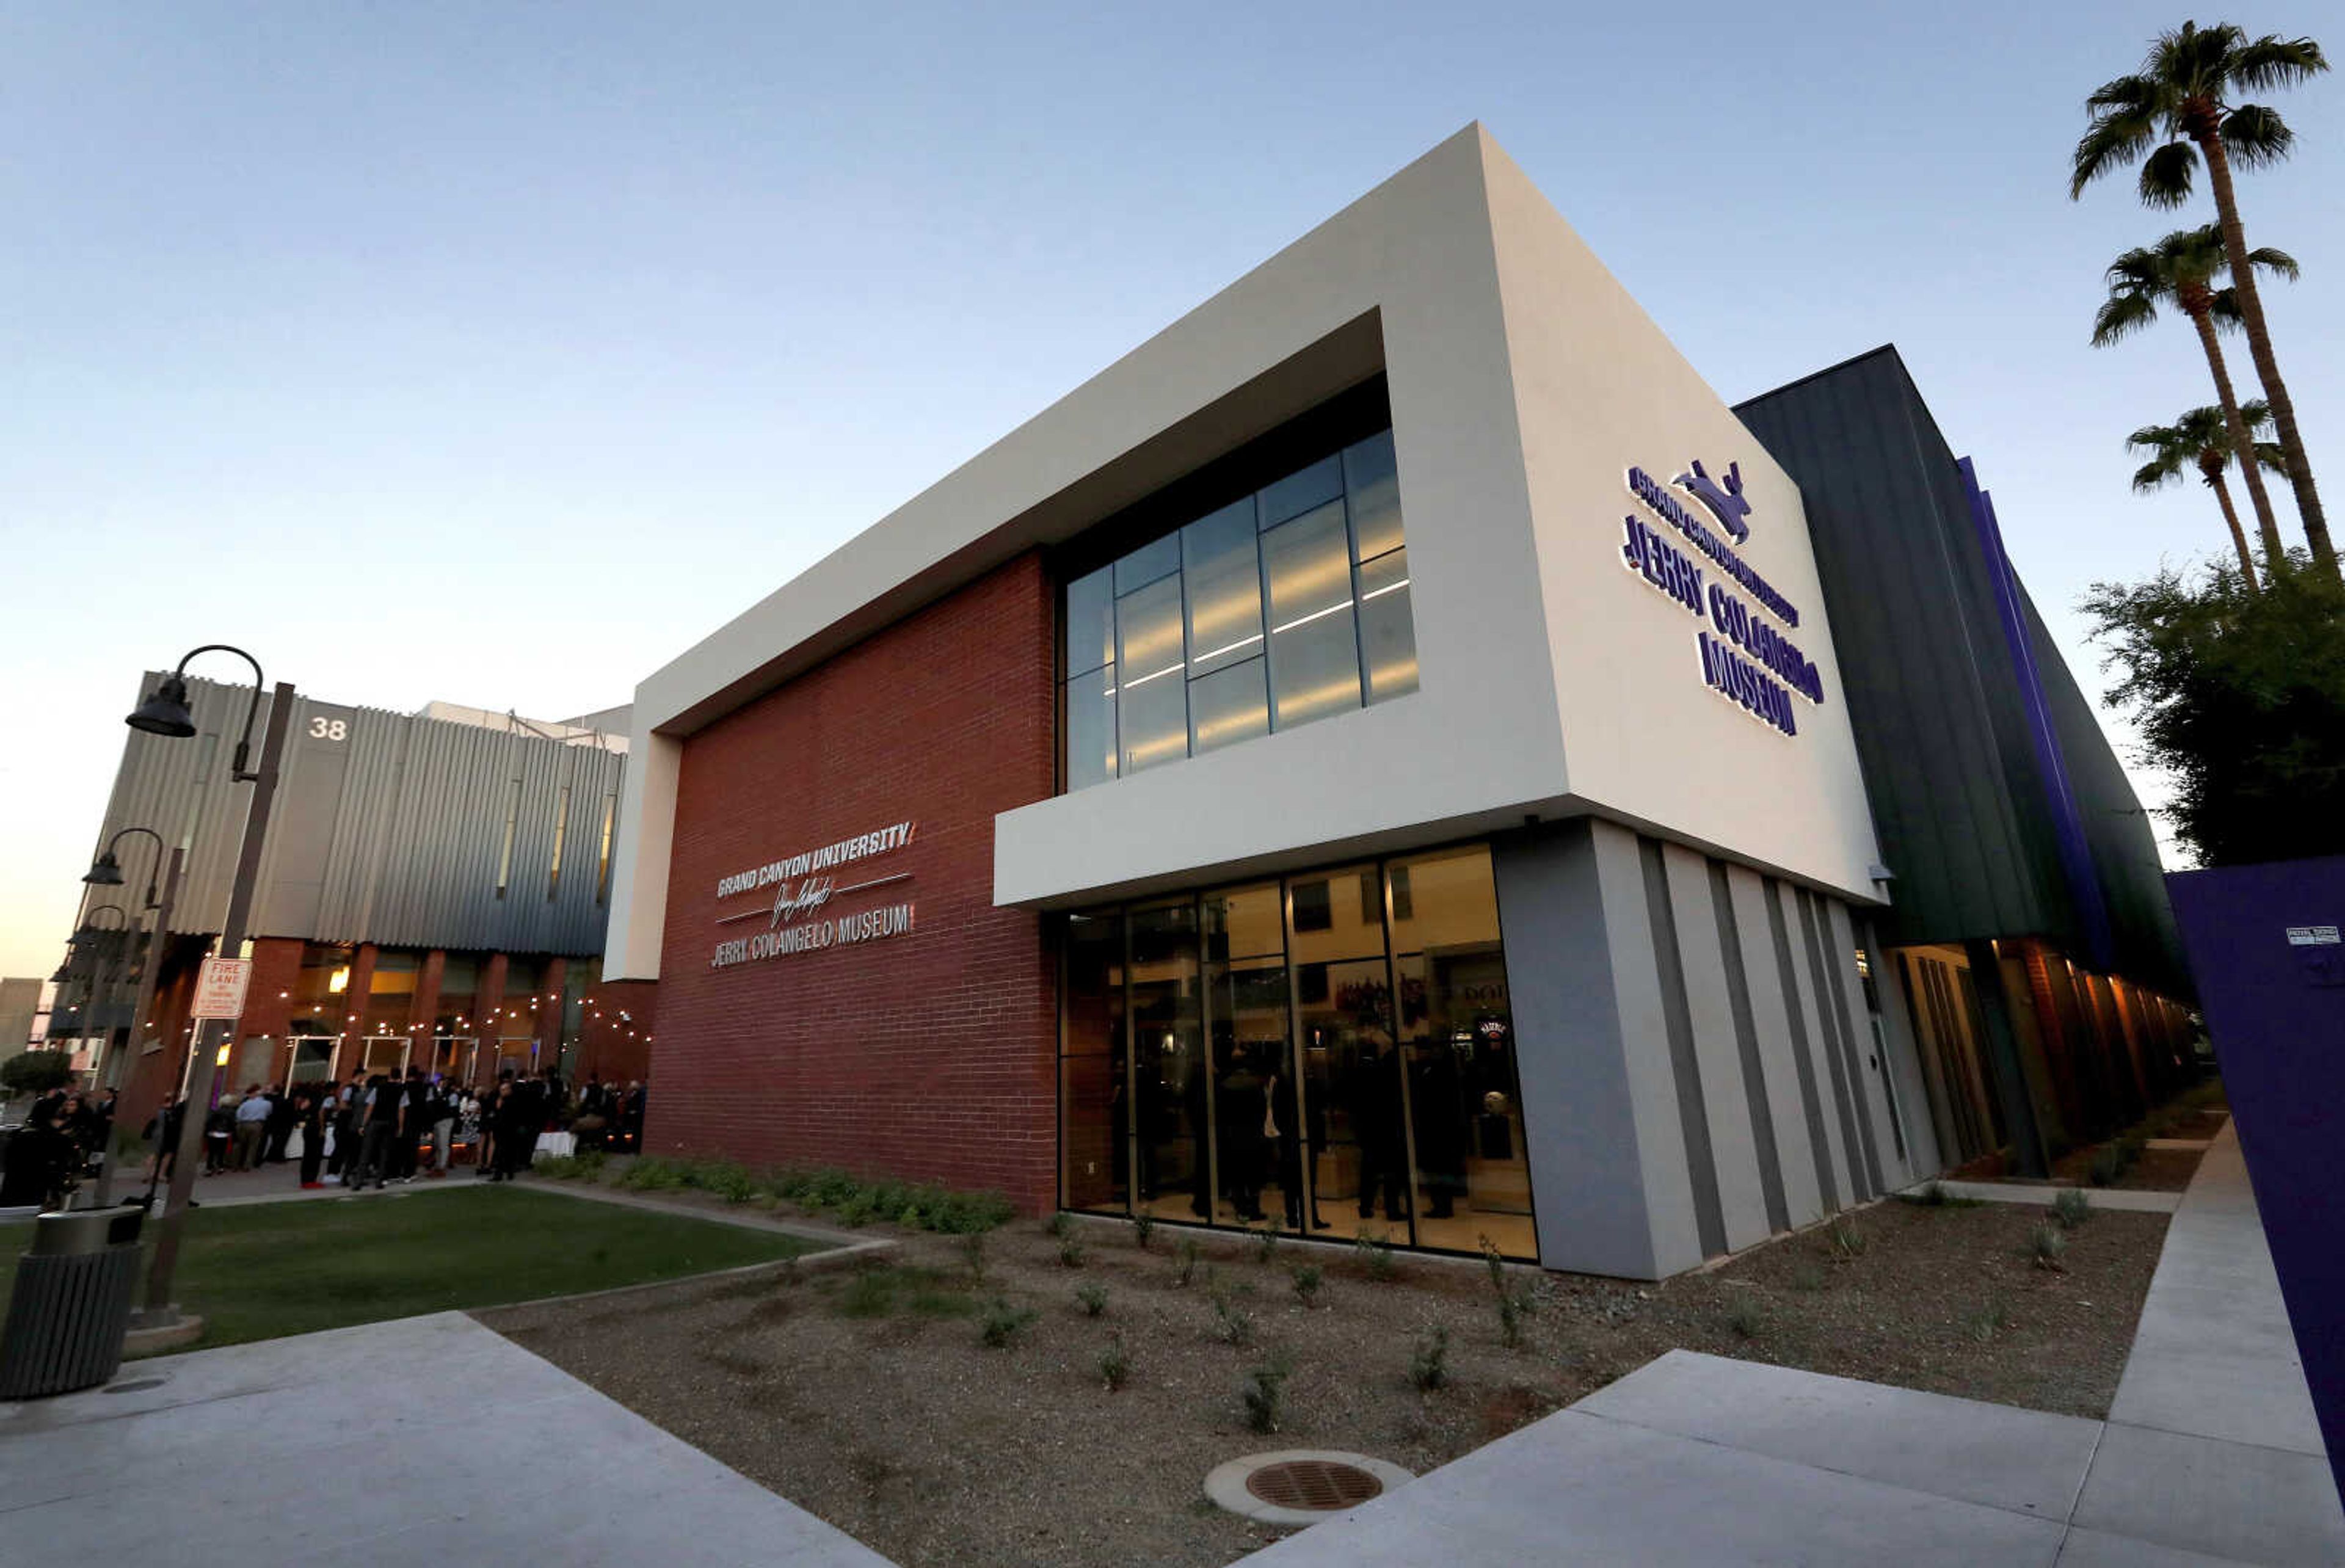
[1734,348,2074,949]
[74,674,624,959]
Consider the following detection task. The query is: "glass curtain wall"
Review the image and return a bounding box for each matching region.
[1059,843,1535,1258]
[1061,429,1417,792]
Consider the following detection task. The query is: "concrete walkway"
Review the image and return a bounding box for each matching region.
[1911,1178,2183,1214]
[0,1312,889,1567]
[1256,1121,2342,1566]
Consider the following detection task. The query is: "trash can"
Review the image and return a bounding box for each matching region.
[0,1208,145,1398]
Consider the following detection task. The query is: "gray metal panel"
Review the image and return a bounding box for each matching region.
[1735,349,2072,948]
[73,673,624,959]
[2017,591,2192,998]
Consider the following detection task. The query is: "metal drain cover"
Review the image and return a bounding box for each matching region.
[1245,1457,1383,1509]
[1205,1450,1414,1526]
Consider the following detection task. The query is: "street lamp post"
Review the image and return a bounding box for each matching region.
[52,905,132,1065]
[84,837,186,1206]
[123,645,296,1333]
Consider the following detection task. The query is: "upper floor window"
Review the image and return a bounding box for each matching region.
[1062,427,1417,791]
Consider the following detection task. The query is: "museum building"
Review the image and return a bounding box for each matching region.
[602,126,2194,1279]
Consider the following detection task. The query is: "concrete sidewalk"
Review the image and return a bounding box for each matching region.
[1254,1120,2343,1566]
[0,1312,889,1567]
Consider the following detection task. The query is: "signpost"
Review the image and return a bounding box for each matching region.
[191,957,252,1022]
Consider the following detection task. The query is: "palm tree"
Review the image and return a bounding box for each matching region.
[2070,21,2334,580]
[2092,225,2295,569]
[2128,402,2286,590]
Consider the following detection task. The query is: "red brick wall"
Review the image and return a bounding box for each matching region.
[645,553,1058,1211]
[577,978,658,1086]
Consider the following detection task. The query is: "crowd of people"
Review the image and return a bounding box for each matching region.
[132,1070,647,1194]
[0,1086,117,1209]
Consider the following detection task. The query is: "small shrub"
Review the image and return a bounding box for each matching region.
[1240,1354,1292,1433]
[1252,1224,1279,1264]
[1045,1211,1073,1239]
[1828,1218,1867,1259]
[1480,1236,1535,1348]
[1075,1281,1108,1318]
[1965,1299,2013,1342]
[837,1268,898,1319]
[1791,1259,1827,1293]
[1210,1292,1256,1348]
[833,1190,880,1228]
[1174,1236,1202,1288]
[979,1298,1038,1348]
[1058,1235,1087,1269]
[1408,1324,1450,1392]
[1726,1298,1762,1340]
[1097,1330,1130,1391]
[959,1230,987,1281]
[2052,1188,2093,1229]
[533,1155,584,1180]
[699,1161,759,1203]
[1132,1211,1155,1250]
[1908,1181,1947,1207]
[1290,1263,1324,1307]
[2089,1148,2122,1187]
[2030,1223,2068,1270]
[1356,1229,1398,1282]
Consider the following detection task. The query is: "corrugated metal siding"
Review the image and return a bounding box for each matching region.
[75,673,622,958]
[1734,349,2074,949]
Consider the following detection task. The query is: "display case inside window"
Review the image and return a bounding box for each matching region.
[1058,427,1417,792]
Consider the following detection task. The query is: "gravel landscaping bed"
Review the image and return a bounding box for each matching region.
[481,1189,2167,1568]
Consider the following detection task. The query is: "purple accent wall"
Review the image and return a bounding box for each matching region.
[1961,457,2115,971]
[2167,855,2345,1504]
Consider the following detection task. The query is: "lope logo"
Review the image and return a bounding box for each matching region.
[1673,459,1751,545]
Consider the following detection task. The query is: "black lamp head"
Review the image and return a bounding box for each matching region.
[126,673,197,738]
[83,850,124,887]
[50,962,69,984]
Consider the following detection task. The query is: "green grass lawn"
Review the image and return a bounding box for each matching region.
[0,1186,820,1351]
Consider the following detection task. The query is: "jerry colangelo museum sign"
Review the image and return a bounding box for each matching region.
[710,820,917,968]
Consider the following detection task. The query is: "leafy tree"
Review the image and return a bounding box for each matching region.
[2072,21,2334,579]
[2093,225,2296,568]
[2126,401,2285,589]
[0,1050,77,1097]
[2084,556,2345,865]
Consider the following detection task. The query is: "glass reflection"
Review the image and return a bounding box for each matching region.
[1058,426,1414,791]
[1057,846,1536,1259]
[1130,901,1205,1222]
[1390,846,1533,1259]
[1062,911,1126,1214]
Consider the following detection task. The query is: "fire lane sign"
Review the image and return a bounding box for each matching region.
[192,957,252,1020]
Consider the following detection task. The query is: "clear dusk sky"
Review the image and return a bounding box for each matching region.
[2,2,2339,979]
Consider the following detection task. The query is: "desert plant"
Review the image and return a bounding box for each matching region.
[1828,1217,1867,1259]
[1791,1259,1828,1293]
[1075,1281,1108,1318]
[1291,1262,1324,1307]
[2031,1223,2070,1270]
[960,1230,987,1280]
[2089,1147,2123,1186]
[1252,1224,1279,1264]
[1132,1211,1155,1250]
[1058,1235,1087,1269]
[1044,1211,1072,1239]
[1408,1324,1450,1392]
[1480,1236,1536,1348]
[1173,1236,1202,1288]
[699,1161,760,1203]
[1210,1291,1256,1348]
[2054,1188,2094,1229]
[1726,1297,1762,1340]
[1097,1330,1130,1392]
[1965,1299,2014,1343]
[1356,1228,1398,1282]
[979,1298,1038,1348]
[1240,1354,1292,1433]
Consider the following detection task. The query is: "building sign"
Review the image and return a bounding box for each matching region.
[2286,925,2340,946]
[710,819,917,969]
[1618,462,1827,738]
[192,957,252,1020]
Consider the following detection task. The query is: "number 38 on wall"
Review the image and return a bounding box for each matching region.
[307,716,349,741]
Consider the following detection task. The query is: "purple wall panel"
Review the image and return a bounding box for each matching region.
[2167,855,2345,1502]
